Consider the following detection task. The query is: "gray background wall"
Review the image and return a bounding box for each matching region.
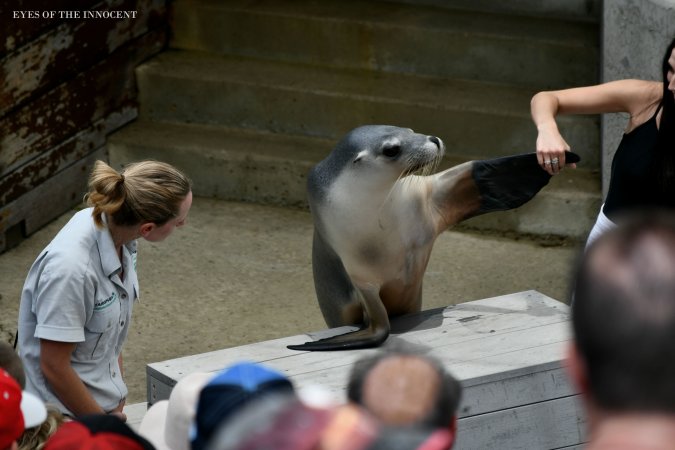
[602,0,675,194]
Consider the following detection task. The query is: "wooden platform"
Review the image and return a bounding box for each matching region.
[123,402,147,431]
[147,290,586,449]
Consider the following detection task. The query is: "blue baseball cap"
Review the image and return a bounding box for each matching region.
[191,361,294,450]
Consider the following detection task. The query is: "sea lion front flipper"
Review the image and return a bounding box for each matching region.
[432,151,580,227]
[288,234,390,351]
[472,151,580,214]
[306,229,362,327]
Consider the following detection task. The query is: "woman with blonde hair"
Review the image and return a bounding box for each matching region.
[17,160,192,421]
[17,405,65,450]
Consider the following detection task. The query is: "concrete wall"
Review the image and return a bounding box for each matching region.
[388,0,601,20]
[601,0,675,194]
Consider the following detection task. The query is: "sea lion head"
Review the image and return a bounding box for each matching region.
[348,125,444,176]
[320,125,445,182]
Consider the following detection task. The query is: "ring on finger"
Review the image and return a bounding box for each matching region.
[551,157,560,165]
[544,160,552,166]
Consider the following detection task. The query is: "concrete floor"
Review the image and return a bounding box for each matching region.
[0,197,582,404]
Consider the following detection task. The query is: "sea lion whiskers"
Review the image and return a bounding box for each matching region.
[431,149,445,175]
[423,147,444,177]
[398,153,440,191]
[403,148,442,177]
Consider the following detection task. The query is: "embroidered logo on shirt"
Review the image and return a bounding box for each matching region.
[94,292,118,311]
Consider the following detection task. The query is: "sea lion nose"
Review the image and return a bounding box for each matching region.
[428,136,442,149]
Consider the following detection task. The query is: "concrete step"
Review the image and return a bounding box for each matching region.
[170,0,598,90]
[136,50,600,166]
[109,121,333,208]
[107,120,601,239]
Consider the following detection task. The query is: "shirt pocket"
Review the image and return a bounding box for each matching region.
[76,302,120,360]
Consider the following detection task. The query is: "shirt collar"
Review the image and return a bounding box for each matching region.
[97,213,122,278]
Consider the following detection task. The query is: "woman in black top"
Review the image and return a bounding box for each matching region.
[531,37,675,246]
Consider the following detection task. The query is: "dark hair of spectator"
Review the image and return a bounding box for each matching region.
[573,211,675,412]
[347,348,462,428]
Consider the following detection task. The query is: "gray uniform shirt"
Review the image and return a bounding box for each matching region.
[18,208,139,415]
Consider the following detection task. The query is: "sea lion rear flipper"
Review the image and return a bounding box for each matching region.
[433,151,580,226]
[472,151,580,214]
[286,324,389,351]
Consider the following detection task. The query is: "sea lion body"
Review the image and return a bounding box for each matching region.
[318,171,436,318]
[289,125,578,351]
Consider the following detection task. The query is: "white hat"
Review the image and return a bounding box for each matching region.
[21,390,48,428]
[138,372,212,450]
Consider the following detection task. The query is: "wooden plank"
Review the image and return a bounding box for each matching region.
[146,315,569,401]
[458,365,574,419]
[396,314,569,357]
[239,323,567,385]
[454,395,586,450]
[0,0,100,56]
[441,290,568,312]
[261,308,567,381]
[446,344,568,387]
[0,28,166,178]
[145,291,568,375]
[0,0,167,116]
[284,353,575,420]
[123,402,148,431]
[0,105,136,207]
[146,291,567,381]
[0,148,105,252]
[146,292,581,446]
[278,341,570,412]
[147,291,572,408]
[147,368,177,405]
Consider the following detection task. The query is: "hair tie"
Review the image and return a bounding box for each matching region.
[119,174,125,184]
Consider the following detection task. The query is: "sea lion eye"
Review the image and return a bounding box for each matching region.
[382,145,401,158]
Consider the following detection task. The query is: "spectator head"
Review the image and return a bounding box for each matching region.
[570,212,675,415]
[191,362,294,450]
[0,342,25,389]
[139,372,213,450]
[347,348,462,438]
[366,427,454,450]
[207,395,376,450]
[0,369,47,450]
[17,405,65,450]
[206,394,454,450]
[44,414,155,450]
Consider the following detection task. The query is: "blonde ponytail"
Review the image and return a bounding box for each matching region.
[86,160,191,228]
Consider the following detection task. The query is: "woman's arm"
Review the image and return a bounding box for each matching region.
[39,339,105,416]
[531,79,658,175]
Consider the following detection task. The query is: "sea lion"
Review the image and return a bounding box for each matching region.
[288,125,579,351]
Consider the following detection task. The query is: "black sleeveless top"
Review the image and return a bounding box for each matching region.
[603,105,662,221]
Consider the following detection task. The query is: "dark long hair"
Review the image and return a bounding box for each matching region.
[654,37,675,201]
